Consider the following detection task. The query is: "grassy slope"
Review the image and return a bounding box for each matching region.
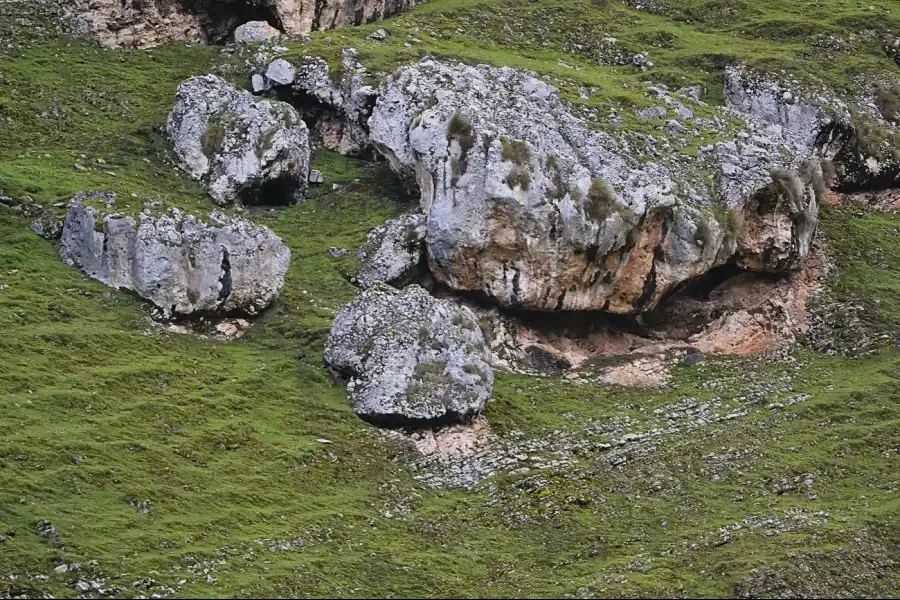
[0,0,899,598]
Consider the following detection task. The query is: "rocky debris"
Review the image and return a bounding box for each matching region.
[64,0,424,47]
[407,358,808,489]
[34,520,62,548]
[166,74,310,207]
[355,213,427,288]
[597,354,671,389]
[251,48,376,155]
[725,65,900,191]
[733,535,896,598]
[631,53,653,71]
[233,20,280,44]
[369,28,388,41]
[368,58,818,314]
[59,199,290,319]
[308,169,324,184]
[325,285,493,427]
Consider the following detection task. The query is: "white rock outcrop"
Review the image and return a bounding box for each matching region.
[366,58,818,313]
[59,199,290,318]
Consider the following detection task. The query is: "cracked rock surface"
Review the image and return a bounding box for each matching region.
[166,74,310,207]
[59,198,290,318]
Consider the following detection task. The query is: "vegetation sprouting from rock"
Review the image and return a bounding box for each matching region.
[584,178,617,221]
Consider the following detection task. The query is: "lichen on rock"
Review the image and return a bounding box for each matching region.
[366,58,819,314]
[325,285,493,427]
[166,74,310,207]
[355,212,427,289]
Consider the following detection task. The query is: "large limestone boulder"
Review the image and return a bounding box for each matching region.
[325,285,493,426]
[367,59,818,314]
[166,75,310,207]
[234,20,281,44]
[59,199,290,318]
[355,213,427,288]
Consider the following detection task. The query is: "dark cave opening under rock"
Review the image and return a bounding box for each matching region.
[177,0,283,44]
[243,177,301,207]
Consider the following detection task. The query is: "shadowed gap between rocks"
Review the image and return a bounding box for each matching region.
[242,176,302,207]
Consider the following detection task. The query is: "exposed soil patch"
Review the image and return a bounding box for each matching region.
[467,248,829,387]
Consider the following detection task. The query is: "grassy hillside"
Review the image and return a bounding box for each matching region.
[1,0,899,598]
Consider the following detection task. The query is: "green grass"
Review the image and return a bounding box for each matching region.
[0,0,900,597]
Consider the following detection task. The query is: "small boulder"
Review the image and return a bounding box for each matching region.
[308,169,324,184]
[166,74,310,206]
[369,29,388,41]
[265,58,296,86]
[325,285,493,426]
[234,21,281,44]
[356,213,427,288]
[59,199,290,318]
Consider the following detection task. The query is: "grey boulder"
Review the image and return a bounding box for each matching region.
[325,285,493,426]
[233,21,281,44]
[355,213,427,288]
[166,74,310,206]
[59,199,290,318]
[368,58,817,314]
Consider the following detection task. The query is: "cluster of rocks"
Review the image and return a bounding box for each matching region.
[63,0,424,47]
[296,55,895,428]
[249,48,377,155]
[41,194,289,320]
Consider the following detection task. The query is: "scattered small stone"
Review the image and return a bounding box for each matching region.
[369,29,388,41]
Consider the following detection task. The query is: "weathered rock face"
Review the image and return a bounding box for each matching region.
[252,49,376,155]
[166,75,310,207]
[325,285,493,426]
[59,199,290,318]
[366,58,817,314]
[65,0,424,48]
[356,213,427,288]
[724,66,900,191]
